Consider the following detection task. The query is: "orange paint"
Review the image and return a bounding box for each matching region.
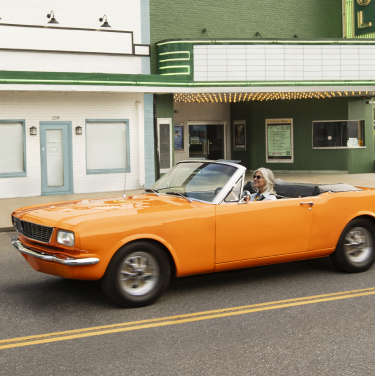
[12,188,375,281]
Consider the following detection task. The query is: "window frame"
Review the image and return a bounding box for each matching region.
[0,120,27,178]
[312,120,366,149]
[85,119,131,175]
[157,118,173,173]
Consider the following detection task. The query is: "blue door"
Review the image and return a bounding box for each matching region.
[40,122,73,196]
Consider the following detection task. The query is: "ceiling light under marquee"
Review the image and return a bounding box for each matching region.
[173,91,372,103]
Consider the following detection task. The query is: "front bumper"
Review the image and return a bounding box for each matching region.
[12,237,99,266]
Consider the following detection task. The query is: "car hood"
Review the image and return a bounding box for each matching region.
[12,194,208,229]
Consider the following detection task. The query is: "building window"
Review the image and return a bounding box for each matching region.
[0,120,26,178]
[312,121,365,148]
[157,118,172,172]
[86,120,130,174]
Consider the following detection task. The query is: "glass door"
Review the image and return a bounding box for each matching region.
[189,124,207,159]
[189,124,224,160]
[207,124,224,160]
[40,122,73,195]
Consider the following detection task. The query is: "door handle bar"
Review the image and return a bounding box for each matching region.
[300,202,314,207]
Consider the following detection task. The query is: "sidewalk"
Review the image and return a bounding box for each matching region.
[2,173,375,230]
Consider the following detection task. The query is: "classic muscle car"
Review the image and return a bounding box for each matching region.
[11,160,375,307]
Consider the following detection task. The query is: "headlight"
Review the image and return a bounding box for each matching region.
[57,230,75,247]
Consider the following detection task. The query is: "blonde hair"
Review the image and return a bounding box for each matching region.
[254,167,276,195]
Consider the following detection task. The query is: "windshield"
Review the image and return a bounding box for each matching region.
[151,162,238,203]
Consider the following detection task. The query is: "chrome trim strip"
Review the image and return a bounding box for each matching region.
[11,237,99,266]
[176,159,243,169]
[214,167,247,205]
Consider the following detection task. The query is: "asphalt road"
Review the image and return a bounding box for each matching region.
[2,231,375,376]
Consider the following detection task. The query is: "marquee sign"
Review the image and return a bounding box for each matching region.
[354,0,375,35]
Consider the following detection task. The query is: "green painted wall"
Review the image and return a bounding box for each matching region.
[155,94,174,118]
[348,99,374,173]
[230,98,373,173]
[150,0,343,74]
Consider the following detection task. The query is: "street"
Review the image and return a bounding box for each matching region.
[1,230,375,376]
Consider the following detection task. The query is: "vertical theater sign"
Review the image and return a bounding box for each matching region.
[355,0,375,35]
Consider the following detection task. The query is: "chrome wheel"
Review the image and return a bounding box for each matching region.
[102,241,171,307]
[331,218,375,273]
[344,227,373,264]
[118,251,159,296]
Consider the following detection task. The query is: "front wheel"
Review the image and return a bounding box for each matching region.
[330,218,375,273]
[102,241,170,307]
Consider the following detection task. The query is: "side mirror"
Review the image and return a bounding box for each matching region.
[239,190,251,204]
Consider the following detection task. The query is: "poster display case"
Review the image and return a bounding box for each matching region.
[266,119,294,163]
[233,120,246,151]
[174,124,184,150]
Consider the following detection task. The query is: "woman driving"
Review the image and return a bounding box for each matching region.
[251,167,277,201]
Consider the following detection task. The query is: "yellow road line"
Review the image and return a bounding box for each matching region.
[1,287,375,350]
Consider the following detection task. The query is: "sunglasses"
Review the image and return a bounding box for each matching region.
[253,175,264,180]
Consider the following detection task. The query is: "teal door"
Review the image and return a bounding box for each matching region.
[40,122,73,196]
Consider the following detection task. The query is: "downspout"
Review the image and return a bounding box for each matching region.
[153,96,161,180]
[135,101,144,188]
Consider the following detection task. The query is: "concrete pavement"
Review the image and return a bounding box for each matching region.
[2,173,375,230]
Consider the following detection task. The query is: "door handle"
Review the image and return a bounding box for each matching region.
[300,202,314,207]
[207,139,210,155]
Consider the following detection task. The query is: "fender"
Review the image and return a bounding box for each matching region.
[79,233,182,280]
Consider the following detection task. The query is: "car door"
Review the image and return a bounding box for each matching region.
[215,197,315,264]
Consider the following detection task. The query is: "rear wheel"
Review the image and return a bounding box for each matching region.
[330,218,375,273]
[102,241,170,307]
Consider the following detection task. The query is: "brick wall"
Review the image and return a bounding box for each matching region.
[0,91,145,198]
[150,0,343,74]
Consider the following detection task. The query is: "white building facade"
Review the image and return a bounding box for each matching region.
[0,0,155,198]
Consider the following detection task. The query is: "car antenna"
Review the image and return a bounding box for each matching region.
[123,133,128,198]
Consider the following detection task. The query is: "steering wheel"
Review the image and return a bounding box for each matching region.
[214,187,222,196]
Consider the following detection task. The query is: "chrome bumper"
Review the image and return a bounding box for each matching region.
[12,237,99,266]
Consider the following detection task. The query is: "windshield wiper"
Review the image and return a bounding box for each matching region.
[144,188,159,195]
[165,192,192,202]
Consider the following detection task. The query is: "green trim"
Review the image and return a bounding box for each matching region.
[159,58,190,63]
[40,122,73,196]
[85,119,131,174]
[159,65,190,75]
[159,65,190,70]
[160,72,191,76]
[2,70,375,88]
[157,38,375,46]
[0,70,192,86]
[0,120,26,178]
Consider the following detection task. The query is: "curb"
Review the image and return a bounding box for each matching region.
[0,227,15,233]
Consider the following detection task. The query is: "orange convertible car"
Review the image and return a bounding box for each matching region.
[11,160,375,307]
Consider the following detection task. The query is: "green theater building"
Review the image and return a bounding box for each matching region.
[150,0,375,175]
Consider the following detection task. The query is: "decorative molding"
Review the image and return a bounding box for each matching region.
[0,23,150,56]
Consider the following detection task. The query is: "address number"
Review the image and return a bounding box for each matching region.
[52,116,60,120]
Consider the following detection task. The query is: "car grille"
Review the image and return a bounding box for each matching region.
[13,217,54,243]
